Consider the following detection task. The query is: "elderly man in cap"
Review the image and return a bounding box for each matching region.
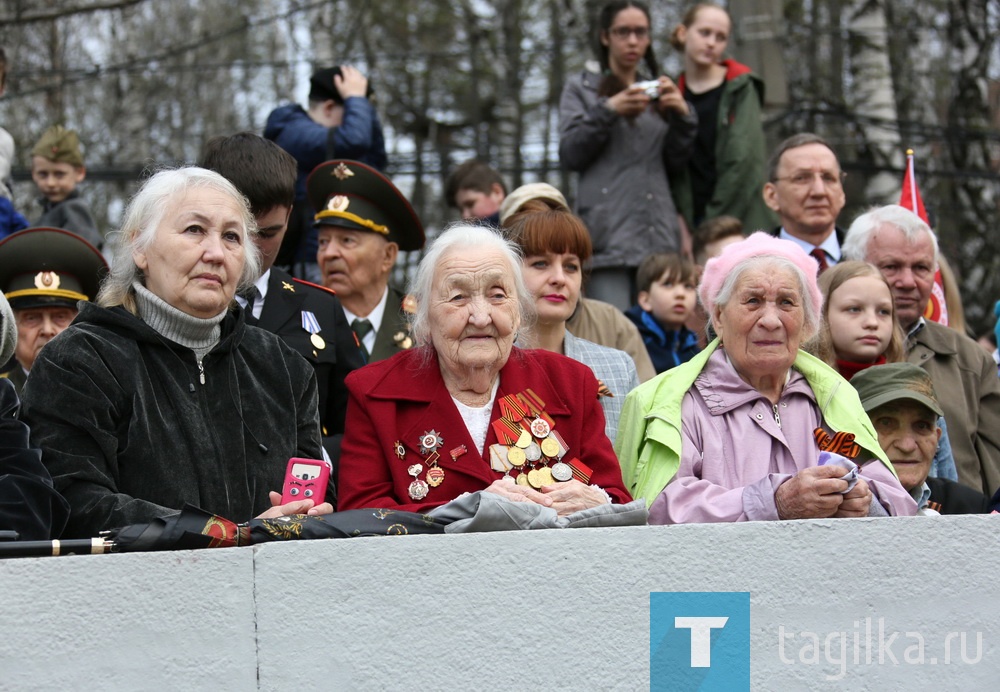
[763,133,847,272]
[309,159,425,363]
[0,291,70,539]
[265,65,386,282]
[843,204,1000,496]
[852,363,992,515]
[0,227,107,393]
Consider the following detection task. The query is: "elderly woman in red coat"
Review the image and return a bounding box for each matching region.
[337,224,632,513]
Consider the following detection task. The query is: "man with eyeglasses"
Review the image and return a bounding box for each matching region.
[762,133,846,272]
[842,204,1000,498]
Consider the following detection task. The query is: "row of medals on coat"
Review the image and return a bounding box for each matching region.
[398,389,593,501]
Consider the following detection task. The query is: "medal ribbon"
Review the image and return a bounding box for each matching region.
[301,310,321,335]
[813,428,861,459]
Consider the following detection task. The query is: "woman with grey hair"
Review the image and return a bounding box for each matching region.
[21,167,331,539]
[338,224,631,513]
[617,232,915,523]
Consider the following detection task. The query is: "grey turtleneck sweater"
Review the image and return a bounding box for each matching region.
[133,281,227,360]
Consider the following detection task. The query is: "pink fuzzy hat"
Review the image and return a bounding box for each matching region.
[698,231,822,320]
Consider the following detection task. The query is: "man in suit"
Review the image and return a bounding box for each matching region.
[763,133,846,271]
[200,133,364,459]
[308,159,425,363]
[0,226,106,394]
[843,204,1000,496]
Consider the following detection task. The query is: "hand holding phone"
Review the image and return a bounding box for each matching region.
[279,457,330,506]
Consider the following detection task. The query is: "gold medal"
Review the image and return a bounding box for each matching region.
[536,467,554,487]
[516,473,531,487]
[507,446,527,467]
[527,468,542,489]
[540,436,559,458]
[310,333,326,350]
[515,429,532,449]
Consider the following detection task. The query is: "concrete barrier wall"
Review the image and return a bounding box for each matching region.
[2,516,997,691]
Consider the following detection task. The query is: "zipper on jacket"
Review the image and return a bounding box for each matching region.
[772,404,782,428]
[197,358,206,385]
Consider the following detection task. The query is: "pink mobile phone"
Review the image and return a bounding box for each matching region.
[280,457,330,506]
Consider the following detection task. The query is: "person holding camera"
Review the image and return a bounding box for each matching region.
[559,0,697,312]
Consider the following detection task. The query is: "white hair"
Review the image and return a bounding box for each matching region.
[98,167,260,312]
[842,204,939,265]
[408,223,535,347]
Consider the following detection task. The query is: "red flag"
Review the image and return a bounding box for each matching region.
[898,150,948,326]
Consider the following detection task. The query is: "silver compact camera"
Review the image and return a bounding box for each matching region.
[632,80,661,98]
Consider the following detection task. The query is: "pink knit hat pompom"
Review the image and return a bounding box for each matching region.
[698,231,822,320]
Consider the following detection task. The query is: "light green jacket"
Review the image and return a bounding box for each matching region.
[614,339,897,507]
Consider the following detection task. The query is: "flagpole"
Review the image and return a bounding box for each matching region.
[907,149,917,211]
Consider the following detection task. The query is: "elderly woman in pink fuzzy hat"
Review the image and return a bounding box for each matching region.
[615,232,915,523]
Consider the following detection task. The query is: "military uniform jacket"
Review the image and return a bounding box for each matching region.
[908,319,1000,495]
[338,346,633,513]
[255,268,364,444]
[369,286,412,363]
[21,302,324,538]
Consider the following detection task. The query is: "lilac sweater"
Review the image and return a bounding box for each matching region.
[648,350,915,524]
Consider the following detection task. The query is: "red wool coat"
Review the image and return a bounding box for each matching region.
[338,346,632,512]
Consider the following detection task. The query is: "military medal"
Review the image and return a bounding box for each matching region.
[550,462,572,482]
[524,442,541,462]
[530,418,551,439]
[507,446,527,467]
[301,311,326,350]
[407,464,428,500]
[419,430,444,455]
[514,429,532,449]
[536,467,554,487]
[393,440,405,460]
[540,436,560,459]
[450,445,467,462]
[527,468,543,489]
[515,473,531,487]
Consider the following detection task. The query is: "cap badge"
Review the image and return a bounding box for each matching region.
[328,195,350,213]
[35,271,60,290]
[332,163,354,180]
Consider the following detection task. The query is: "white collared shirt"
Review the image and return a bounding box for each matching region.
[234,269,271,321]
[342,285,389,355]
[778,228,842,267]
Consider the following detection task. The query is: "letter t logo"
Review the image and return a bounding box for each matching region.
[674,617,729,667]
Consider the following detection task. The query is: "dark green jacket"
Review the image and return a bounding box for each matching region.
[671,60,778,234]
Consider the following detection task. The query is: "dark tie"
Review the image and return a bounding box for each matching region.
[810,248,829,274]
[241,287,260,325]
[351,318,373,362]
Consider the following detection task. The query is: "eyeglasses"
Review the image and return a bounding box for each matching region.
[609,26,650,40]
[773,171,847,188]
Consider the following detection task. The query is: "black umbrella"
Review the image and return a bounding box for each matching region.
[0,505,448,558]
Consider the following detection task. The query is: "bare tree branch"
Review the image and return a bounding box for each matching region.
[0,0,146,26]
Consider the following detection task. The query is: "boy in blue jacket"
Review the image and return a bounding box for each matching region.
[626,253,700,373]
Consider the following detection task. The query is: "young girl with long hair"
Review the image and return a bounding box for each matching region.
[669,3,776,232]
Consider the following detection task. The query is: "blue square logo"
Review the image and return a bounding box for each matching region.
[650,592,750,691]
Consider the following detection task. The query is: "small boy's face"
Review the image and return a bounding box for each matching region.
[455,184,504,220]
[31,157,85,204]
[639,270,697,328]
[254,205,292,273]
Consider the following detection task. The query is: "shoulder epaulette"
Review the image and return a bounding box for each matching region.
[291,277,339,298]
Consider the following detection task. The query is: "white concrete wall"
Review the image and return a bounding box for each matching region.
[2,516,997,691]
